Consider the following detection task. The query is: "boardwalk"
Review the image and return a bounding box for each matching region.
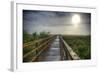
[23,35,80,62]
[36,36,61,61]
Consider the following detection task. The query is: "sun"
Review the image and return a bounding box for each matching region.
[72,14,81,27]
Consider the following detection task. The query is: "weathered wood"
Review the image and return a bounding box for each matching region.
[23,36,53,48]
[59,36,80,60]
[23,35,56,62]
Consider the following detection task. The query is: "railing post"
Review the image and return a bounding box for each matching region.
[35,42,38,55]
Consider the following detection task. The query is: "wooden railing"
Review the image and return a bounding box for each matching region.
[23,36,54,48]
[59,36,80,60]
[23,35,56,62]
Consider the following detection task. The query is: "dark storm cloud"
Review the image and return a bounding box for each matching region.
[23,10,91,35]
[23,10,72,27]
[80,13,91,24]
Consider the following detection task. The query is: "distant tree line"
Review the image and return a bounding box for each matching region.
[23,31,50,43]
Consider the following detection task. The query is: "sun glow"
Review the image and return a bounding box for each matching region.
[72,14,81,27]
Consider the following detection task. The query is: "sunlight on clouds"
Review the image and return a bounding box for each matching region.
[72,14,81,28]
[23,10,91,35]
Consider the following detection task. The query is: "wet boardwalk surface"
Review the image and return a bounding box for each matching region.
[36,36,61,62]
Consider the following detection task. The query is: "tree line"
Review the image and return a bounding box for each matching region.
[23,31,50,43]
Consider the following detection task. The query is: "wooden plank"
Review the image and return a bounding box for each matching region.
[60,36,80,60]
[23,36,56,59]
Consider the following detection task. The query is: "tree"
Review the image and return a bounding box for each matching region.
[23,30,31,43]
[32,32,38,40]
[39,31,50,38]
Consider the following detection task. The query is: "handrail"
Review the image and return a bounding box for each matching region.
[23,36,54,58]
[59,36,80,60]
[31,37,55,61]
[23,35,56,62]
[23,36,53,48]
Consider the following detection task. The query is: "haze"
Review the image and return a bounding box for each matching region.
[23,10,91,35]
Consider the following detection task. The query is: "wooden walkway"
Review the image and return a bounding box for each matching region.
[23,35,80,62]
[35,36,61,61]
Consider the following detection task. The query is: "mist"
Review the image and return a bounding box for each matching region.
[23,10,91,35]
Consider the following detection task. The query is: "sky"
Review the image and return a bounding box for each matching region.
[23,10,91,35]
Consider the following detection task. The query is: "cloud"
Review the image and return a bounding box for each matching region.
[23,10,91,35]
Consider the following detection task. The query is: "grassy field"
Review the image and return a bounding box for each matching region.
[62,35,91,59]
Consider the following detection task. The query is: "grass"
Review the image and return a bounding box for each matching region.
[62,35,91,59]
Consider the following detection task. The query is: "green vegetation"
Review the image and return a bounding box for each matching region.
[62,35,91,59]
[23,31,51,62]
[23,30,50,43]
[23,31,32,43]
